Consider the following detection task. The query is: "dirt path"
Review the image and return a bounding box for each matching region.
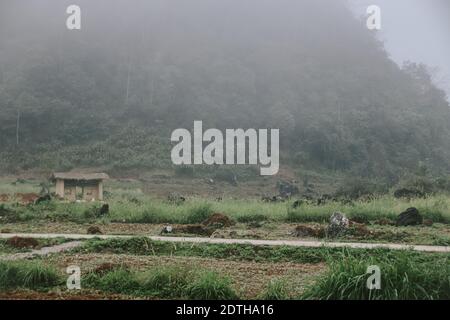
[0,241,83,261]
[1,232,449,253]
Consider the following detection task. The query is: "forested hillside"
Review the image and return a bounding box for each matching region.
[1,0,449,179]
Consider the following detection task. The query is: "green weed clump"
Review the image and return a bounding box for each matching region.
[0,261,60,289]
[83,268,139,294]
[259,278,290,300]
[83,266,238,299]
[302,252,450,300]
[185,271,238,300]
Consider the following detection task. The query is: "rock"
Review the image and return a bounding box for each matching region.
[202,213,235,228]
[277,181,299,198]
[292,224,325,238]
[161,225,173,234]
[394,188,425,199]
[6,236,39,249]
[396,207,423,226]
[327,212,349,237]
[423,219,433,226]
[87,226,103,235]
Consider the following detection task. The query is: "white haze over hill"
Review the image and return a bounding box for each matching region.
[349,0,450,101]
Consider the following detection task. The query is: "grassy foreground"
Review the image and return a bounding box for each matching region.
[1,238,449,300]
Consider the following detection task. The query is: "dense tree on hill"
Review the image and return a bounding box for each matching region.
[0,0,449,178]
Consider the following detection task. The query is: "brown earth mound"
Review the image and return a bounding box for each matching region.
[202,213,235,228]
[87,226,103,235]
[292,225,325,238]
[173,224,214,236]
[15,193,40,205]
[6,236,39,249]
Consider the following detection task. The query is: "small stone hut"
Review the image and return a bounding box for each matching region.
[51,172,109,201]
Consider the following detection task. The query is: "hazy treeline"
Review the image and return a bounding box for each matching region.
[0,0,449,178]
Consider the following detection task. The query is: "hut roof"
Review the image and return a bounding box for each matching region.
[51,172,109,181]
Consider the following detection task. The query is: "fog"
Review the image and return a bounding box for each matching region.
[0,0,449,176]
[350,0,450,99]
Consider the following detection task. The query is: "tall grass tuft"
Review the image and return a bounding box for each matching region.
[302,252,450,300]
[259,278,290,300]
[0,261,60,289]
[185,271,238,300]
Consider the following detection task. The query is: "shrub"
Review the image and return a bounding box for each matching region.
[0,261,60,289]
[185,271,238,300]
[259,278,290,300]
[141,267,191,298]
[84,268,139,294]
[302,252,450,300]
[185,203,213,223]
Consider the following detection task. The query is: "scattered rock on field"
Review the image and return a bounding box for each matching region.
[396,207,423,226]
[327,212,349,237]
[161,225,173,234]
[277,180,299,198]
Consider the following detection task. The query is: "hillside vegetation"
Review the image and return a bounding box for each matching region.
[0,0,449,180]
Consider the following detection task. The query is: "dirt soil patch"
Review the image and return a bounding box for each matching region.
[202,213,235,228]
[0,289,135,300]
[6,236,39,249]
[47,253,325,298]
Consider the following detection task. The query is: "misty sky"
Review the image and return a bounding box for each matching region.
[349,0,450,100]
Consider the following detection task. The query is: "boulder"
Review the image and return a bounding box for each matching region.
[327,212,349,237]
[277,181,299,198]
[396,207,423,226]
